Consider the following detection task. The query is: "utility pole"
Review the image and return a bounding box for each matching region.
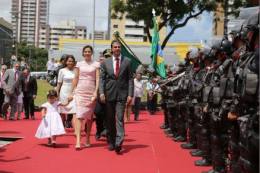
[92,0,96,53]
[11,11,19,58]
[107,0,111,39]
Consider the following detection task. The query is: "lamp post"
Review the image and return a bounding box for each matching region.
[10,11,20,58]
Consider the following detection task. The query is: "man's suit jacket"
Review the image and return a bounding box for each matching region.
[0,72,5,90]
[21,75,37,97]
[2,69,22,96]
[99,56,134,102]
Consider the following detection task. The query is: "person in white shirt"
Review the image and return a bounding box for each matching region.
[146,77,160,115]
[46,58,55,73]
[133,73,144,120]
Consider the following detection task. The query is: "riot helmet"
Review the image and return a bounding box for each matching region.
[188,47,199,63]
[219,38,233,55]
[200,47,211,59]
[244,12,259,51]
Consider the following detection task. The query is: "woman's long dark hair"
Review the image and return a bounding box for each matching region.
[64,55,76,67]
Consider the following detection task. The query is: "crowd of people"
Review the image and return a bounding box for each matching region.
[2,40,160,154]
[0,62,37,121]
[158,13,258,173]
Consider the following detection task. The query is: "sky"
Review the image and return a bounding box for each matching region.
[169,12,213,43]
[0,0,213,42]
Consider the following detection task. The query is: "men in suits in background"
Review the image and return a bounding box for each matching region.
[94,49,111,140]
[99,40,134,154]
[22,68,37,120]
[2,62,22,120]
[0,65,7,118]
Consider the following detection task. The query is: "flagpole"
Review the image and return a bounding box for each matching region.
[92,0,95,54]
[152,8,156,17]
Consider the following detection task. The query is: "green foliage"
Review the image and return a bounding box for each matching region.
[17,42,48,71]
[35,80,54,106]
[111,0,248,49]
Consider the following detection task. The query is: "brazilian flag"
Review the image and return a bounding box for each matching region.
[114,31,142,72]
[151,17,166,79]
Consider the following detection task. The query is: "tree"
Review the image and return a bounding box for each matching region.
[111,0,250,49]
[17,42,48,71]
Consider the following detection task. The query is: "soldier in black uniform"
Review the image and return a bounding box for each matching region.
[173,63,188,142]
[160,69,174,130]
[201,38,233,173]
[194,47,216,167]
[229,14,259,173]
[180,48,201,150]
[224,27,248,173]
[162,65,183,139]
[189,48,210,158]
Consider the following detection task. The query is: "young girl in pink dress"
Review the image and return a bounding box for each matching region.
[35,90,66,146]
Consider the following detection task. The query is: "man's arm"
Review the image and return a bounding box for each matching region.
[2,70,9,90]
[127,63,134,97]
[99,62,106,95]
[32,77,37,96]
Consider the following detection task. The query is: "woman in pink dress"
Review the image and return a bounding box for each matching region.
[70,45,100,149]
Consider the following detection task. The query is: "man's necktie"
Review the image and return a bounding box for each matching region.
[115,57,120,78]
[14,71,18,81]
[25,78,29,91]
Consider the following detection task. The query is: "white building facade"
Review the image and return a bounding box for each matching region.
[39,20,87,50]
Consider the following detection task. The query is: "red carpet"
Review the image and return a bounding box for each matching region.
[0,111,211,173]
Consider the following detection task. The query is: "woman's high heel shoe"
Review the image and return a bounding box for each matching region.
[75,145,81,150]
[84,143,91,148]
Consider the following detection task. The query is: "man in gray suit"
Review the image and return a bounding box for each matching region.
[99,40,134,154]
[2,62,22,120]
[0,65,7,117]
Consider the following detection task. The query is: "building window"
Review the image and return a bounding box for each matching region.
[125,25,143,29]
[113,24,118,28]
[125,34,143,38]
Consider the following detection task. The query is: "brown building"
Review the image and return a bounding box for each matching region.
[213,1,259,37]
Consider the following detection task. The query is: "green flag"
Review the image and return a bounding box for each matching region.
[114,32,142,72]
[151,16,166,79]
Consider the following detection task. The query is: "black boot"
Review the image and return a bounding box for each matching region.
[181,143,196,149]
[201,170,215,173]
[195,159,211,166]
[173,136,186,142]
[166,133,174,138]
[160,124,169,129]
[190,150,204,157]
